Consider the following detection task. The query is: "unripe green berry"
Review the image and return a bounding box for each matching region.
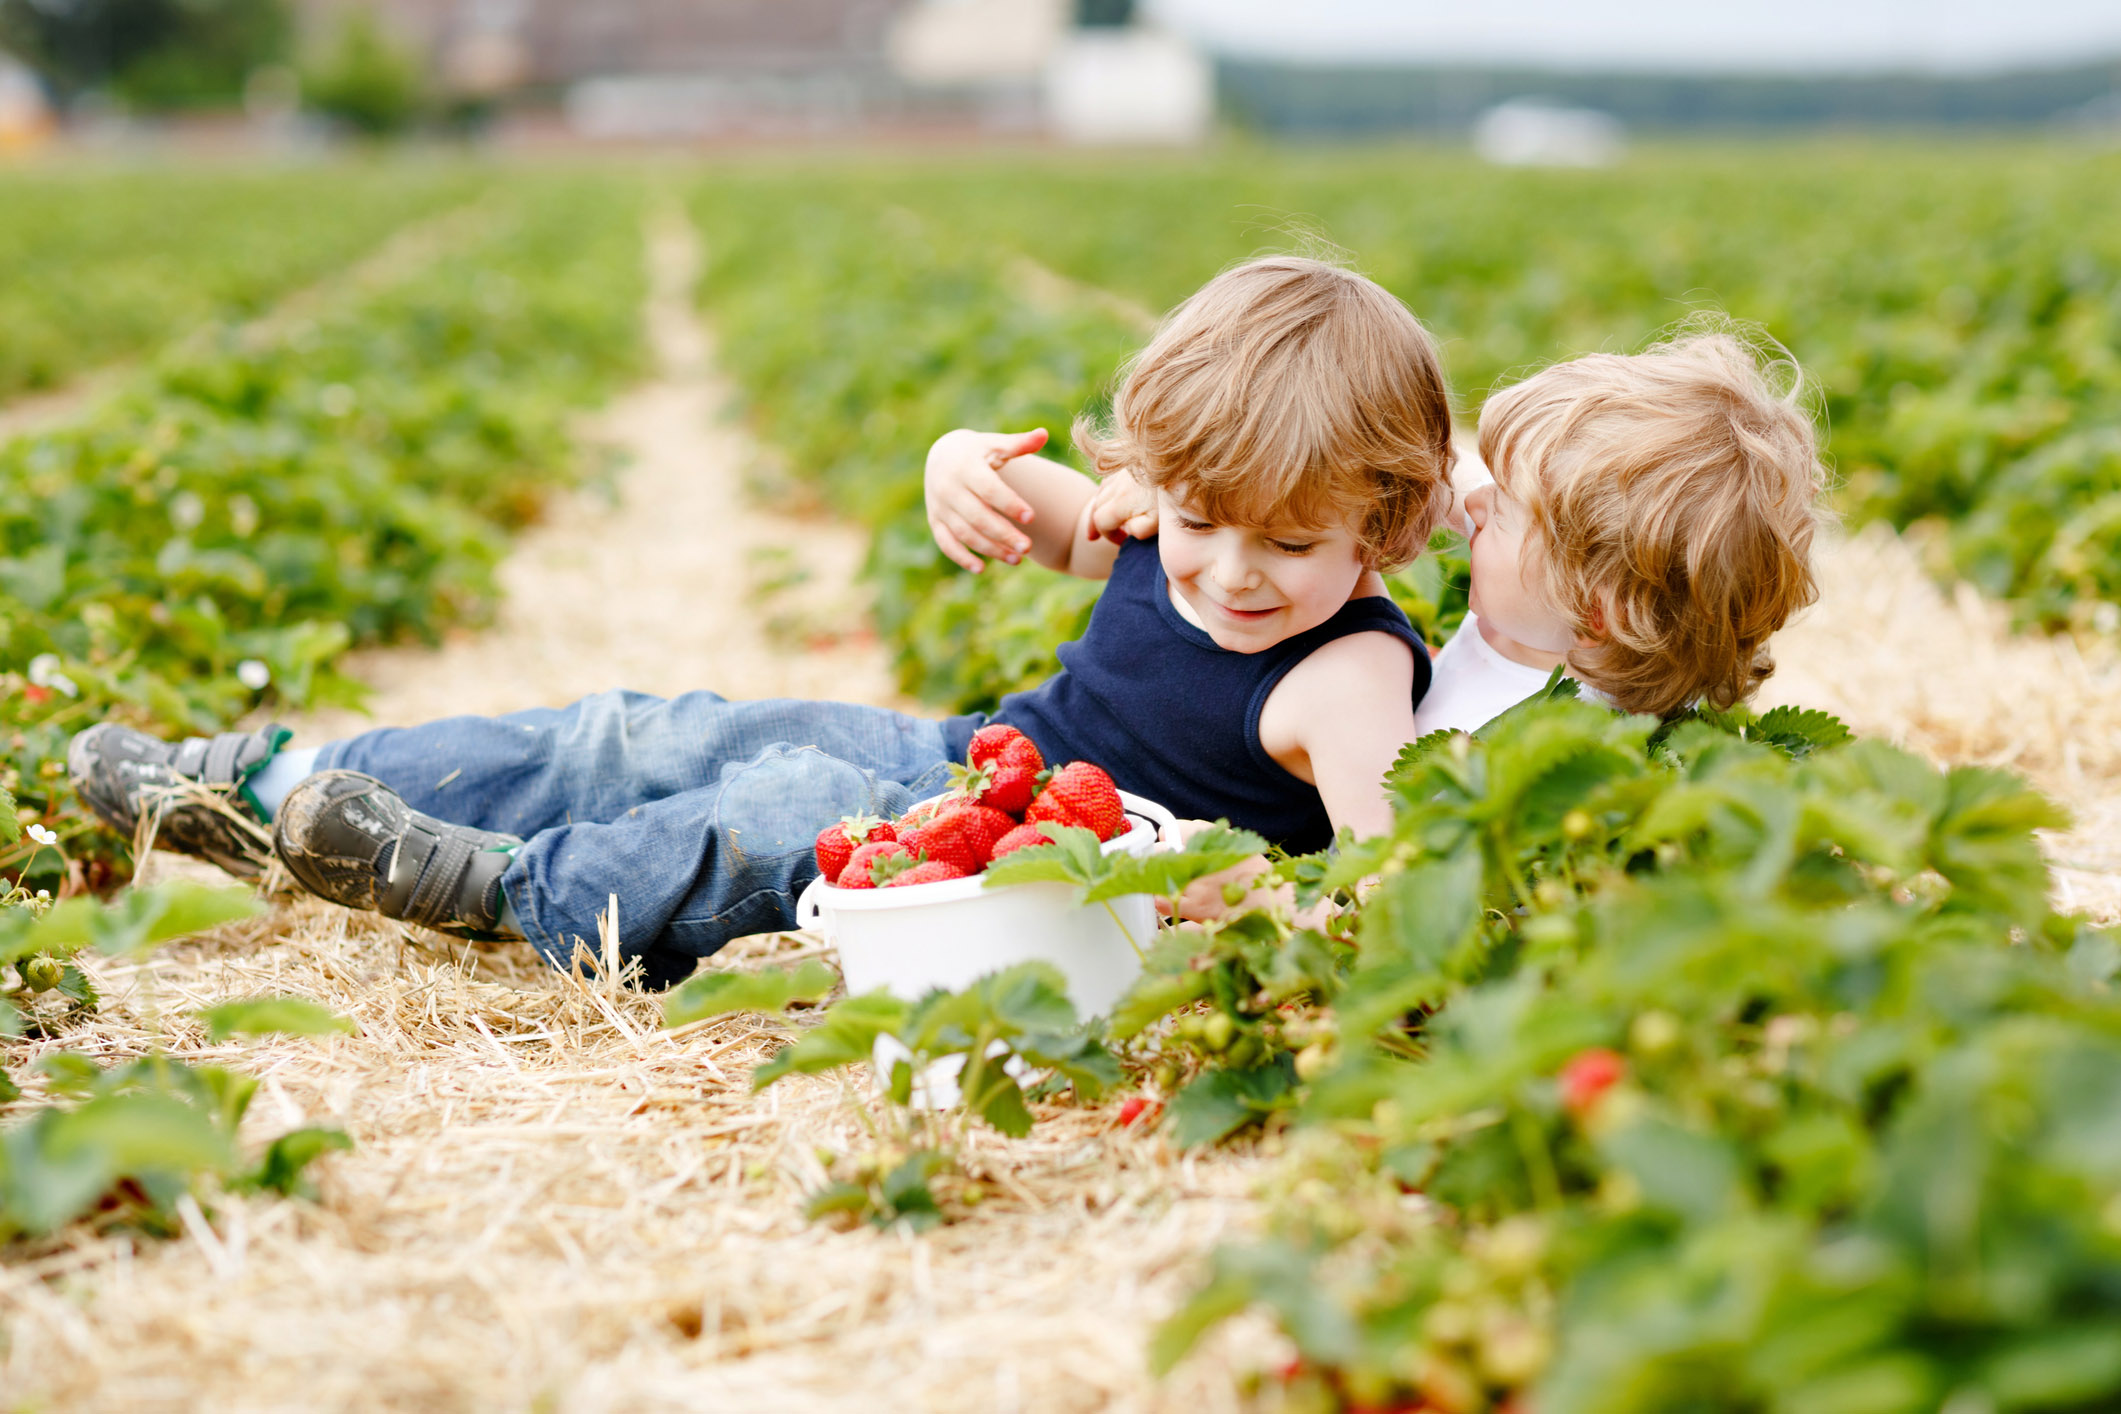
[1294,1041,1335,1082]
[1630,1009,1682,1057]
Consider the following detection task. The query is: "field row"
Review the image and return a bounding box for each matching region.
[1,172,646,890]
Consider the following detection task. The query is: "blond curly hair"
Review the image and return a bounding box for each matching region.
[1074,255,1455,570]
[1479,327,1826,716]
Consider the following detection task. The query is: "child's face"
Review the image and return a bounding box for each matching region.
[1156,489,1369,654]
[1463,480,1578,654]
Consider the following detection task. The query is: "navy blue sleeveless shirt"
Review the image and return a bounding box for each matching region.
[941,536,1432,854]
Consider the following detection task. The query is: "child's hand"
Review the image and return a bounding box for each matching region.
[925,427,1049,573]
[1086,467,1158,544]
[1156,818,1337,929]
[1155,819,1281,922]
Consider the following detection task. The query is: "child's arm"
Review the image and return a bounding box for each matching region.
[923,428,1125,580]
[1163,629,1417,925]
[1264,630,1420,843]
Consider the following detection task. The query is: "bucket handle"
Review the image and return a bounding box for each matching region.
[795,874,829,934]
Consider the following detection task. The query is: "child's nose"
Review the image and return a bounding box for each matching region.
[1212,549,1261,591]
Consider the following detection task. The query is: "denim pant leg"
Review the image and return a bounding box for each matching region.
[316,689,814,835]
[316,692,954,975]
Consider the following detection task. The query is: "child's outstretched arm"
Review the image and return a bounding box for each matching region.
[924,428,1130,580]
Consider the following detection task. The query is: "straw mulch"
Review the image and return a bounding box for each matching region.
[0,904,1271,1412]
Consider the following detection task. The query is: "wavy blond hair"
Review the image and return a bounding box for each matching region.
[1074,255,1454,570]
[1479,327,1826,716]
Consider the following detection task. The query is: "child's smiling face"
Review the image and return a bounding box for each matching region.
[1155,489,1370,653]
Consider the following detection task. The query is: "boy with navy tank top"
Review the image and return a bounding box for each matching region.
[69,256,1457,988]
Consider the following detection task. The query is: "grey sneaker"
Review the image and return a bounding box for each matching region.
[66,722,288,878]
[273,770,520,938]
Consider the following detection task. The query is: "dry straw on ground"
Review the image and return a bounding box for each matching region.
[1,905,1270,1413]
[9,214,2121,1412]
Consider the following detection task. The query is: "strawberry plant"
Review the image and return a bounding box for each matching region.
[1148,695,2121,1413]
[665,958,1120,1227]
[1,881,354,1239]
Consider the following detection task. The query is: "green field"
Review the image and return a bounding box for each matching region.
[4,148,2121,1412]
[0,164,485,399]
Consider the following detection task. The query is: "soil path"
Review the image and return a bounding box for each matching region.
[1,211,1266,1414]
[291,209,902,735]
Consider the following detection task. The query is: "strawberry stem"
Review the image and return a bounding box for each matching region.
[1102,899,1147,963]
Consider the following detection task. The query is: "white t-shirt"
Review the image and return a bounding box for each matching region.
[1413,612,1573,736]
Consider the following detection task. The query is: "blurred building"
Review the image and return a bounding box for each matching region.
[297,0,1211,142]
[1473,100,1622,168]
[300,0,903,134]
[0,51,53,150]
[887,0,1210,143]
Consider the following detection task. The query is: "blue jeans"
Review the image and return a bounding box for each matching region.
[317,691,954,984]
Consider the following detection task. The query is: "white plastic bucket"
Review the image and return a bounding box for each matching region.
[794,790,1174,1019]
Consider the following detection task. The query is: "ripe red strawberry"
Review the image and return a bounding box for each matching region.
[883,859,968,888]
[814,813,895,883]
[968,723,1043,776]
[1024,761,1126,841]
[989,822,1048,860]
[984,765,1037,816]
[1559,1048,1626,1119]
[947,760,1039,818]
[954,804,1016,864]
[909,809,984,876]
[837,839,910,889]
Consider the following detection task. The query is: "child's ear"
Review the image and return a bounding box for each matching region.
[1576,596,1612,647]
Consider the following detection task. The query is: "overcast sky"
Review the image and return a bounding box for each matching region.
[1144,0,2121,74]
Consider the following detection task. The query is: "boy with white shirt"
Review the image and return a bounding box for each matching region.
[1413,329,1824,734]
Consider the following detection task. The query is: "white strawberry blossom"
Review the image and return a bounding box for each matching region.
[237,659,272,690]
[27,653,78,698]
[27,824,57,846]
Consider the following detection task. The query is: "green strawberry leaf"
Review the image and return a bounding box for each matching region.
[1168,1057,1299,1148]
[663,959,839,1027]
[1753,704,1854,757]
[752,990,909,1090]
[238,1126,354,1198]
[1083,822,1269,905]
[980,823,1110,889]
[1110,969,1214,1041]
[197,996,356,1043]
